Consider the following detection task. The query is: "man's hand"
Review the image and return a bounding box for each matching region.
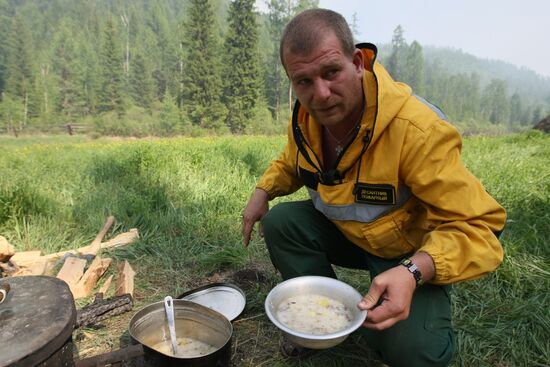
[358,252,435,330]
[242,188,270,247]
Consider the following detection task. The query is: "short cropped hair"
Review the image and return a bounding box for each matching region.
[280,8,355,67]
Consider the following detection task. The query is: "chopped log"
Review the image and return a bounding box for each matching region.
[74,344,144,367]
[100,229,139,250]
[98,275,113,295]
[43,258,57,276]
[57,257,87,287]
[72,257,112,299]
[44,229,138,261]
[10,251,42,266]
[75,293,133,328]
[44,248,80,260]
[0,236,15,262]
[12,257,48,276]
[9,251,47,276]
[115,261,135,297]
[80,216,116,256]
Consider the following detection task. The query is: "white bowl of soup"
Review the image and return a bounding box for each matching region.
[265,276,367,349]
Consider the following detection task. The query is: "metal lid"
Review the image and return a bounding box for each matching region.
[0,276,76,367]
[177,282,245,321]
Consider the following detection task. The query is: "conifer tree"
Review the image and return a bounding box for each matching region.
[98,18,124,114]
[387,25,407,80]
[180,0,227,129]
[0,0,11,95]
[481,79,510,124]
[148,2,179,100]
[404,41,425,95]
[4,16,34,101]
[31,59,57,123]
[509,92,523,124]
[78,42,100,115]
[129,50,155,110]
[51,21,86,121]
[4,15,35,126]
[464,73,481,119]
[424,59,445,107]
[264,0,318,122]
[265,0,288,122]
[223,0,261,133]
[350,12,361,43]
[0,93,24,134]
[159,90,184,135]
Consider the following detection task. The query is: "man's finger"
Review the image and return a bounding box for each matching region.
[358,281,384,309]
[242,221,253,247]
[362,316,399,331]
[258,222,264,238]
[358,293,378,309]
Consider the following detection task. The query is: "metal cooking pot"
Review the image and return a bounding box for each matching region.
[128,299,232,367]
[0,276,76,367]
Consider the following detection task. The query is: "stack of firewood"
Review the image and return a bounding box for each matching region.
[0,216,138,301]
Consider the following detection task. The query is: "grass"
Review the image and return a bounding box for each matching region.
[0,131,549,366]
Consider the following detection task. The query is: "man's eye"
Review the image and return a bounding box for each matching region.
[325,70,338,78]
[297,79,311,86]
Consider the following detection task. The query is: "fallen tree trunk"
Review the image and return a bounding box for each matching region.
[76,293,133,328]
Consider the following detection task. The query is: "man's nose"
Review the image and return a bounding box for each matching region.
[312,79,331,102]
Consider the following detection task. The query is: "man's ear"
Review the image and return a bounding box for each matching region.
[352,49,364,75]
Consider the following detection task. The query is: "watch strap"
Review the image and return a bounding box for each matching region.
[399,258,423,287]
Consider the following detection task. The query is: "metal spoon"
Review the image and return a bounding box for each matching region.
[163,296,179,356]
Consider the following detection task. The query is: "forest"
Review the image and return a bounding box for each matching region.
[1,2,549,365]
[1,0,550,137]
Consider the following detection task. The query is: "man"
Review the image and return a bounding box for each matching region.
[242,8,506,367]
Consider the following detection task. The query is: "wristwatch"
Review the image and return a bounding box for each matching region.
[399,258,424,287]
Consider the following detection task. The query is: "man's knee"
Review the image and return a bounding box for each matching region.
[262,201,316,241]
[261,202,293,237]
[362,327,453,367]
[387,333,452,367]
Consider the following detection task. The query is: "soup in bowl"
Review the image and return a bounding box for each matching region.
[265,276,367,349]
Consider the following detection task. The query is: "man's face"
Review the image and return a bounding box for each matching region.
[283,32,364,128]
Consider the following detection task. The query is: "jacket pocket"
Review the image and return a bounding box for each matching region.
[361,207,415,258]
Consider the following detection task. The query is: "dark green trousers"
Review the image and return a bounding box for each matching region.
[262,200,454,367]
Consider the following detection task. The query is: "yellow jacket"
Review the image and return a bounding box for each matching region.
[257,44,506,284]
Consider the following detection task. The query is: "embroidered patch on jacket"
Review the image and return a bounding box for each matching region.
[354,183,396,205]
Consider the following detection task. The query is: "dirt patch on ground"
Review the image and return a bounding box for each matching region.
[230,268,270,290]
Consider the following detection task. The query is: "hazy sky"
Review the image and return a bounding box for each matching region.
[255,0,550,78]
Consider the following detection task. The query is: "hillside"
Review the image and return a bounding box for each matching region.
[378,43,550,106]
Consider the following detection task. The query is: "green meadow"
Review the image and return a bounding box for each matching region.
[0,132,549,366]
